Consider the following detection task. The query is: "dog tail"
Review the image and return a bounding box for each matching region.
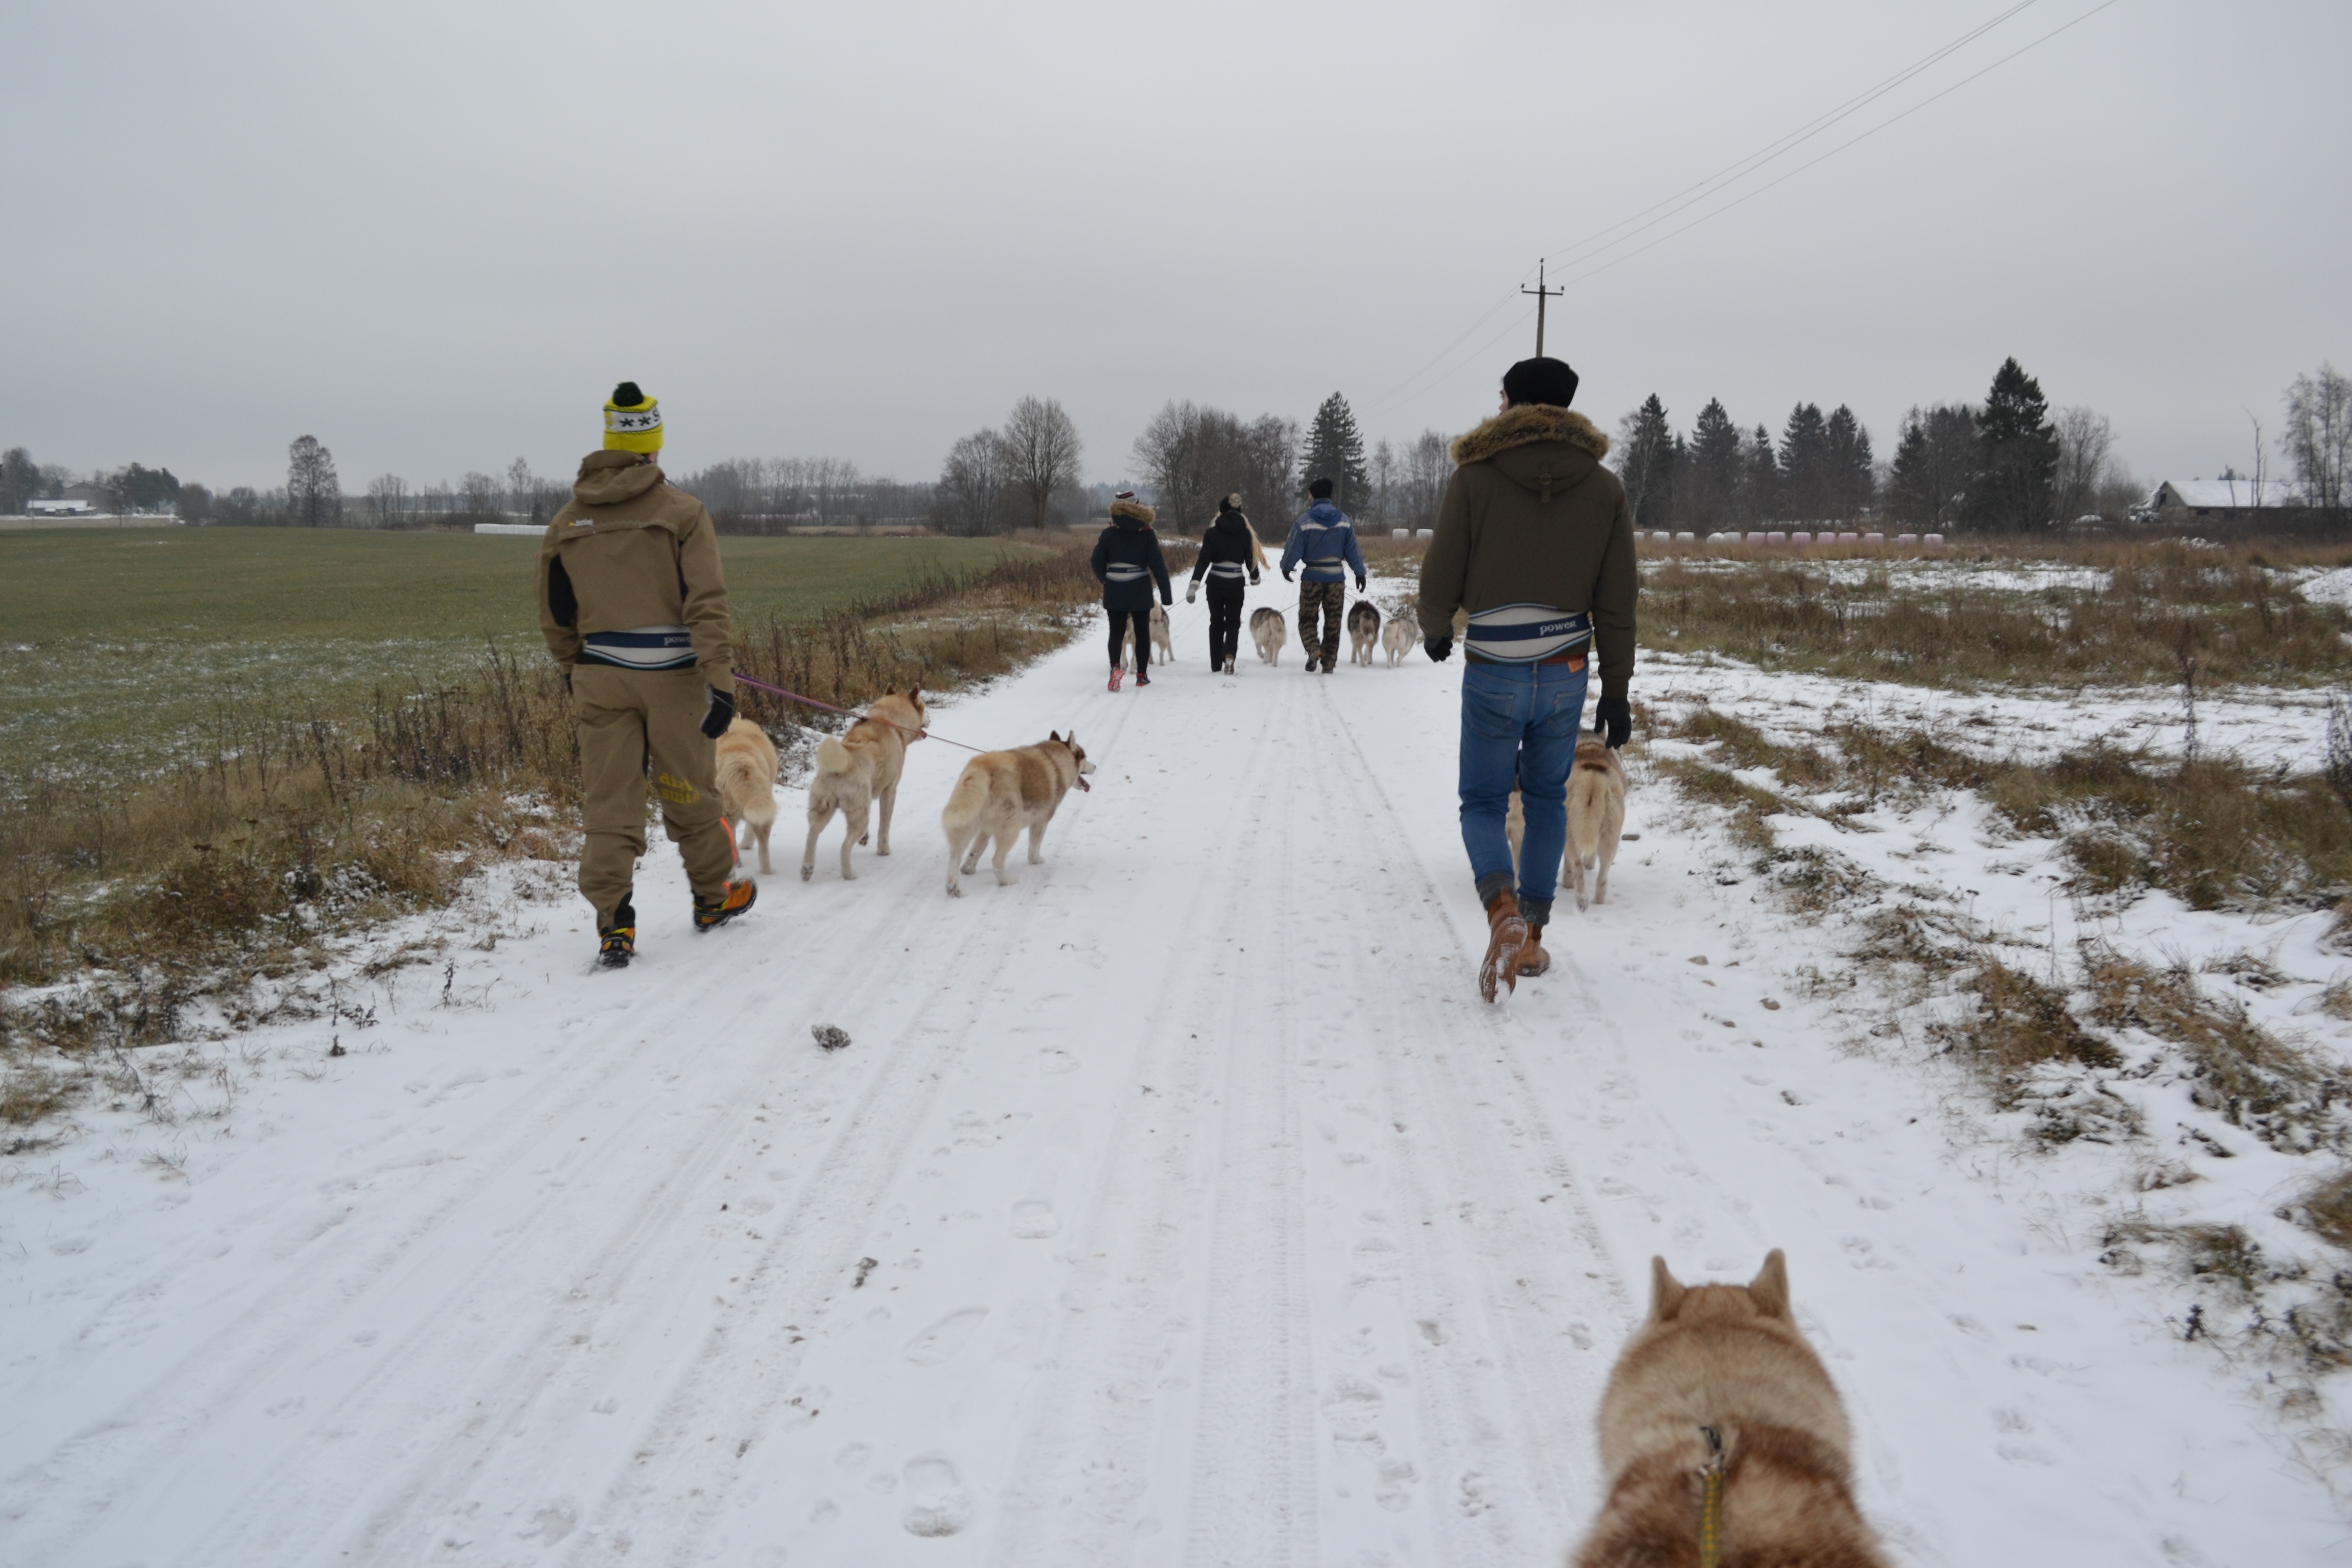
[1567,768,1606,863]
[940,761,990,836]
[814,735,852,776]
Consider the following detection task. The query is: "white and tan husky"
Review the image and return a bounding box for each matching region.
[1565,735,1627,909]
[714,716,780,875]
[941,731,1094,896]
[801,688,927,882]
[1572,1252,1891,1568]
[1249,605,1287,666]
[1504,737,1628,911]
[1116,604,1173,672]
[1346,599,1381,666]
[1381,605,1419,666]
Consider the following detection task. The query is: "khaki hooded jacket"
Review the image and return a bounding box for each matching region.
[536,451,734,693]
[1416,405,1638,697]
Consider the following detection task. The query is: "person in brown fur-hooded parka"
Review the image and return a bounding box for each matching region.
[1091,490,1172,690]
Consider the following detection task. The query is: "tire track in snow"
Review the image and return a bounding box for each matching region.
[161,859,1042,1564]
[547,652,1169,1564]
[986,666,1317,1567]
[1302,680,1630,1563]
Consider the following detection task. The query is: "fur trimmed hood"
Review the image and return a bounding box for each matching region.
[1449,405,1609,469]
[1109,496,1157,527]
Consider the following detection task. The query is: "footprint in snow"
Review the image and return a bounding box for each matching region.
[1009,1199,1059,1238]
[903,1306,989,1366]
[900,1452,976,1536]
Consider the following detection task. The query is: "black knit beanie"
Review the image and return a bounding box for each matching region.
[1501,357,1579,409]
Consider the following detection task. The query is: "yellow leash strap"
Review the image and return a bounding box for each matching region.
[1698,1425,1727,1568]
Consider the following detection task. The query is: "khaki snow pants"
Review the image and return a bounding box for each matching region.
[571,665,736,926]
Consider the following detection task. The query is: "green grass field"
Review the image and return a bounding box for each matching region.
[0,526,1044,782]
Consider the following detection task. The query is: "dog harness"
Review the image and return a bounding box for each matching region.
[1463,602,1591,664]
[1697,1426,1726,1568]
[579,624,696,672]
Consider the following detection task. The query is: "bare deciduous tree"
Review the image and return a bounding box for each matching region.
[506,457,535,519]
[2051,405,2116,523]
[2284,363,2352,519]
[286,435,340,527]
[935,429,1012,536]
[459,471,501,520]
[1000,396,1083,530]
[366,473,409,523]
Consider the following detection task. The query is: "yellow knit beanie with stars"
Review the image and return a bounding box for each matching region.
[601,381,663,453]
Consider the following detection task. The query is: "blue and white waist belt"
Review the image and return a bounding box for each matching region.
[580,625,696,672]
[1205,561,1248,578]
[1463,604,1592,664]
[1102,564,1151,583]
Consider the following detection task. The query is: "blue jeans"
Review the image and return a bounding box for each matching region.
[1458,659,1589,927]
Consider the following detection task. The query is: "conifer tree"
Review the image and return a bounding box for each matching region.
[1297,392,1371,514]
[1687,399,1744,530]
[1970,357,2059,531]
[1615,394,1677,529]
[1822,405,1874,519]
[1889,403,1978,527]
[1777,403,1830,521]
[1743,424,1780,525]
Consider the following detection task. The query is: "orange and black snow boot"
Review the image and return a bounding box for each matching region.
[597,899,637,969]
[693,878,758,932]
[1479,889,1529,1003]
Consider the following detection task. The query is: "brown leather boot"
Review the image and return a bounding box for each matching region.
[1479,890,1529,1002]
[1516,927,1551,981]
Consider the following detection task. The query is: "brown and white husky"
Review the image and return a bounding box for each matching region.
[941,731,1094,896]
[1573,1252,1890,1568]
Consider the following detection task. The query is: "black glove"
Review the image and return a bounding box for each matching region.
[1355,577,1367,593]
[1282,568,1293,582]
[1424,633,1453,663]
[1595,694,1631,749]
[1249,572,1261,586]
[701,686,738,740]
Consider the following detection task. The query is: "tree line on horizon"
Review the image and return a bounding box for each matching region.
[8,363,2346,533]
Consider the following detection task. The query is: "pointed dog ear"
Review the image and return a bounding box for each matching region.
[1049,730,1061,743]
[1649,1257,1686,1324]
[1748,1249,1791,1318]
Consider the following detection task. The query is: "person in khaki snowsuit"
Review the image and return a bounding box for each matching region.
[537,382,755,967]
[1418,356,1636,1002]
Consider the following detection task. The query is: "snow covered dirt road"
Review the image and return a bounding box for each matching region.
[3,578,2344,1566]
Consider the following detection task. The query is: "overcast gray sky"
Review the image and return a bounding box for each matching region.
[10,0,2348,497]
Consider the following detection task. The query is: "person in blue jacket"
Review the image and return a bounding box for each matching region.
[1279,477,1368,674]
[1091,490,1173,691]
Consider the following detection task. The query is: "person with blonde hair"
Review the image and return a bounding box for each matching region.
[1185,492,1263,673]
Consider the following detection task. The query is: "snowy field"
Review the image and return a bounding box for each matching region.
[4,572,2349,1566]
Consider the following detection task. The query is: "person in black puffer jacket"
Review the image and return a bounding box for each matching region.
[1186,492,1263,673]
[1090,491,1173,690]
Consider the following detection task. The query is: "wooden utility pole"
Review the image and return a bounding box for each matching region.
[1521,258,1563,357]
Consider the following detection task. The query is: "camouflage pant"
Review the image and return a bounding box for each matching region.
[1297,580,1345,666]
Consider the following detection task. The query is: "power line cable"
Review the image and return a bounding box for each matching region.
[1546,0,2121,294]
[1543,0,2045,273]
[1364,3,2047,415]
[1363,1,2096,420]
